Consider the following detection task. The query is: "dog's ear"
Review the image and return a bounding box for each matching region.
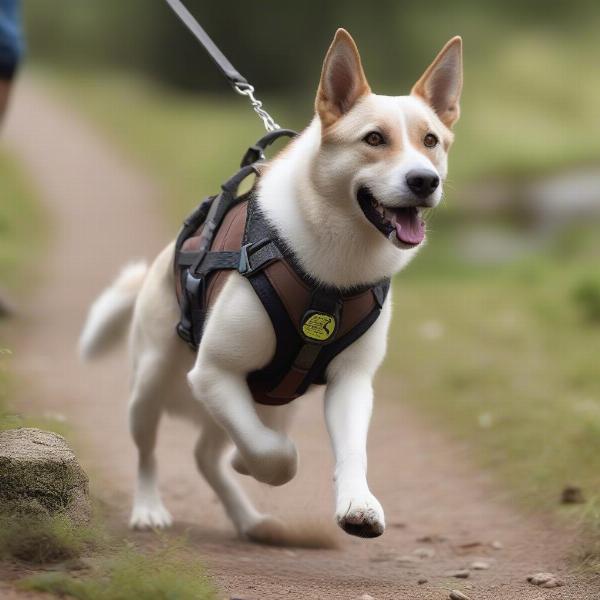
[316,29,371,128]
[411,36,463,129]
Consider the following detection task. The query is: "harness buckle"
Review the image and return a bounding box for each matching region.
[238,243,253,275]
[238,238,272,275]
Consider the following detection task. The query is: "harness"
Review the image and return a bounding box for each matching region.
[174,132,390,406]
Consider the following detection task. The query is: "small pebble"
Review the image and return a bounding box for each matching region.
[417,577,428,585]
[360,595,375,600]
[527,572,565,588]
[396,554,420,564]
[490,540,503,550]
[449,591,471,600]
[470,560,490,570]
[445,569,470,579]
[413,547,436,558]
[417,534,447,543]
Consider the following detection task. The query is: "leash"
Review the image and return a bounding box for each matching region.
[162,0,280,132]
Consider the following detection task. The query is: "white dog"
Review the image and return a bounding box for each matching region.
[80,29,462,542]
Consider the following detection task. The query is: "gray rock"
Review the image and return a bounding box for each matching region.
[449,591,471,600]
[445,569,470,579]
[527,572,565,588]
[0,428,90,524]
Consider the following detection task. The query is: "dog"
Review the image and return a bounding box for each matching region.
[79,29,462,541]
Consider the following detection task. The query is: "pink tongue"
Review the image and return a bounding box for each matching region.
[395,212,425,245]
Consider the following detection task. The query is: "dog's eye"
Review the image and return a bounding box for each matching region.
[423,133,439,148]
[363,131,386,147]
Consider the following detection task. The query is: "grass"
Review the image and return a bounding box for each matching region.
[0,513,105,565]
[0,150,63,433]
[385,227,600,562]
[21,540,217,600]
[0,149,44,290]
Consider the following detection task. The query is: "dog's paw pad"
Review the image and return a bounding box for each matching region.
[338,507,384,538]
[129,504,173,530]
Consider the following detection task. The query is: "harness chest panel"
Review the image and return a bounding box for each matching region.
[174,150,389,406]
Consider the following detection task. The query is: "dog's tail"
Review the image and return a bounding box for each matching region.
[78,261,148,360]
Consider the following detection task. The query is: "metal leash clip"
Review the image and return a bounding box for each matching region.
[233,83,280,132]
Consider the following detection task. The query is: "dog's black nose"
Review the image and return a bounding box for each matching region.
[406,170,440,199]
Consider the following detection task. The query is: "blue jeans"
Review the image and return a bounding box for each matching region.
[0,0,22,80]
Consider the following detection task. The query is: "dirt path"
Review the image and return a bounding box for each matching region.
[3,78,598,600]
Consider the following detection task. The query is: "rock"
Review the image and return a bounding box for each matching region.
[417,578,428,585]
[413,547,435,558]
[449,591,471,600]
[396,554,420,564]
[527,572,565,588]
[416,534,447,543]
[490,540,503,550]
[0,289,16,318]
[561,485,585,504]
[360,595,375,600]
[445,569,470,579]
[470,560,490,570]
[0,428,90,524]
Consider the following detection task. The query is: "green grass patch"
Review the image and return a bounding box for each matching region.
[21,540,218,600]
[385,231,600,563]
[0,149,44,290]
[0,513,105,565]
[0,149,56,431]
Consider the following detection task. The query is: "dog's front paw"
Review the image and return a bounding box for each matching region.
[336,494,385,538]
[129,501,173,530]
[240,430,298,486]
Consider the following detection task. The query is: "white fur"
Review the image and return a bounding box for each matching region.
[79,261,148,360]
[80,32,461,540]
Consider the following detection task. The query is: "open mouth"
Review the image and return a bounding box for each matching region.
[357,186,426,247]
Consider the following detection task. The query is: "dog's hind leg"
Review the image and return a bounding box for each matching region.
[194,424,285,542]
[128,353,173,530]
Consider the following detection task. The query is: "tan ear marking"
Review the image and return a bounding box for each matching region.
[316,28,371,129]
[411,36,463,129]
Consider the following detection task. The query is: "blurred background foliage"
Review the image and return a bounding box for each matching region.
[23,0,600,94]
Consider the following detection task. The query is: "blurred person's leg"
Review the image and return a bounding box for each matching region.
[0,0,23,122]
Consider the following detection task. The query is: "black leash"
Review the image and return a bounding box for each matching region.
[162,0,280,131]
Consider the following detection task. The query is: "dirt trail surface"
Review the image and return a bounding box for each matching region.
[3,79,598,599]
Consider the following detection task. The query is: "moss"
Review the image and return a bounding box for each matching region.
[0,429,90,523]
[21,541,218,600]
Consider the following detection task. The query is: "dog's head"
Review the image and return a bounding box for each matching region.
[312,29,462,250]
